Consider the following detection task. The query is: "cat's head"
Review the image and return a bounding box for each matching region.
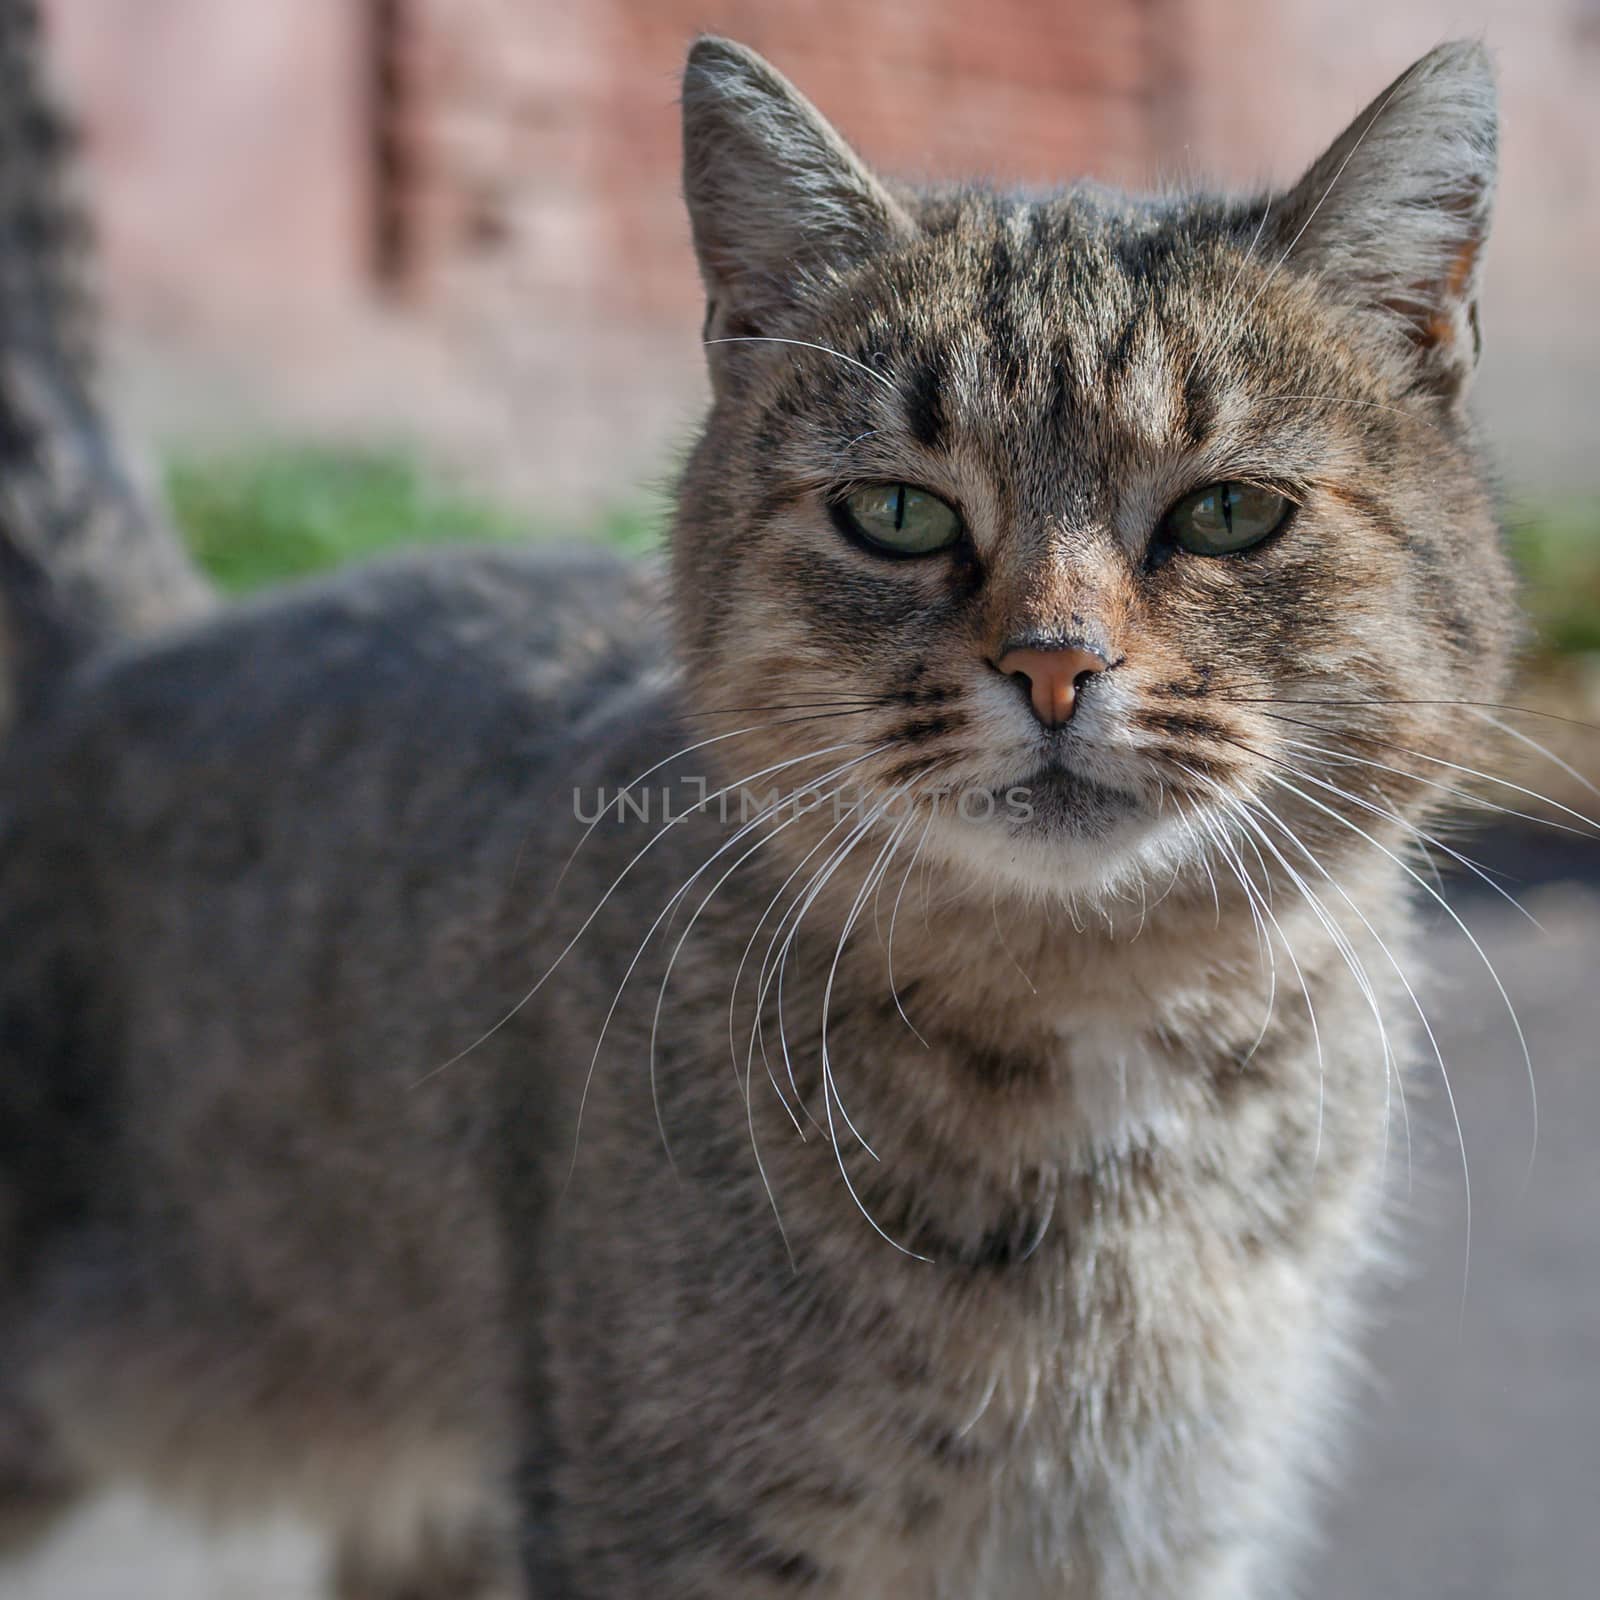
[672,38,1515,900]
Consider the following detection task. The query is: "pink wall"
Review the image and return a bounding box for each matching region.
[1170,0,1600,486]
[35,0,1600,509]
[42,0,369,332]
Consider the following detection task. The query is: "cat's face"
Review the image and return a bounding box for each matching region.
[674,40,1515,900]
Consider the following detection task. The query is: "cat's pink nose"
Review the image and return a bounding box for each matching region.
[994,645,1109,728]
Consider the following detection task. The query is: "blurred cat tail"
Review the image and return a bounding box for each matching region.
[0,0,210,735]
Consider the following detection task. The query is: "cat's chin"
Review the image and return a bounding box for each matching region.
[941,814,1192,904]
[925,765,1188,901]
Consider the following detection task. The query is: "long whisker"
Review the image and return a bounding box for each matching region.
[646,750,882,1163]
[1469,706,1600,805]
[1181,796,1282,1057]
[752,754,956,1151]
[817,802,933,1259]
[734,805,864,1135]
[532,705,881,895]
[1194,787,1332,1169]
[1218,695,1600,735]
[1173,764,1326,1140]
[680,696,894,719]
[1222,790,1416,1194]
[1218,783,1415,1171]
[1184,801,1280,1067]
[648,787,852,1269]
[754,797,892,1133]
[1245,710,1600,837]
[690,803,816,1126]
[745,792,929,1257]
[885,808,936,1049]
[571,747,893,1180]
[1232,792,1457,1267]
[1171,793,1222,927]
[727,793,899,1275]
[778,803,894,1158]
[1276,739,1542,927]
[1259,762,1538,1188]
[869,806,915,954]
[822,809,917,1154]
[703,335,897,392]
[420,737,878,1088]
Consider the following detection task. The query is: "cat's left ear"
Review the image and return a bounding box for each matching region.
[681,37,915,387]
[1273,40,1496,402]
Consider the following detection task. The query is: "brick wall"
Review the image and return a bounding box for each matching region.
[400,0,1158,319]
[331,0,1162,505]
[36,0,1600,511]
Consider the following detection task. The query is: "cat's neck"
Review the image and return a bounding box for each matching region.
[720,826,1408,1187]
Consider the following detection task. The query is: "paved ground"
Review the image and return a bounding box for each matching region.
[4,836,1597,1599]
[1314,850,1600,1599]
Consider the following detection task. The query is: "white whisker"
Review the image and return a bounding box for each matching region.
[547,741,890,1177]
[1470,706,1600,805]
[648,750,882,1162]
[885,808,935,1048]
[1278,739,1542,929]
[422,737,879,1090]
[703,335,897,391]
[731,809,861,1135]
[1176,766,1326,1160]
[1250,711,1600,837]
[1264,763,1538,1192]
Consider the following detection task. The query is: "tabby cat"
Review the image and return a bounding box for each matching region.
[0,22,1512,1600]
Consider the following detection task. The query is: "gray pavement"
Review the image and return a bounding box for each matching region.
[1315,864,1600,1599]
[5,842,1597,1599]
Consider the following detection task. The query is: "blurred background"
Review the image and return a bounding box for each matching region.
[37,0,1600,547]
[7,1,1599,1597]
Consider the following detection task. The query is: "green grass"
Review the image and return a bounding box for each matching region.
[1506,498,1600,658]
[167,447,1600,664]
[167,445,659,594]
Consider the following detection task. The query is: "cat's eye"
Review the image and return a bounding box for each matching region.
[1163,481,1291,556]
[832,483,963,556]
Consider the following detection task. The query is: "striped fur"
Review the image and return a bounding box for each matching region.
[1,31,1514,1600]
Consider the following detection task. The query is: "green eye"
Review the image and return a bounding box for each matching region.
[1163,481,1291,556]
[833,483,963,556]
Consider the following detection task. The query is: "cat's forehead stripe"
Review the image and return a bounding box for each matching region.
[901,349,947,452]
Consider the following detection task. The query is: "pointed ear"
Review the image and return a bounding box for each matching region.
[681,37,914,370]
[1273,40,1497,402]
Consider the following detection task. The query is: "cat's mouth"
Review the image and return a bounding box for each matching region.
[1012,761,1136,825]
[969,753,1143,838]
[929,750,1160,895]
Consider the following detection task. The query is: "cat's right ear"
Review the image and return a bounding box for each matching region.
[1270,40,1497,404]
[681,37,913,387]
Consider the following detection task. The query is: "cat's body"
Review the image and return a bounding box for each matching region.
[2,541,1396,1598]
[1,25,1515,1600]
